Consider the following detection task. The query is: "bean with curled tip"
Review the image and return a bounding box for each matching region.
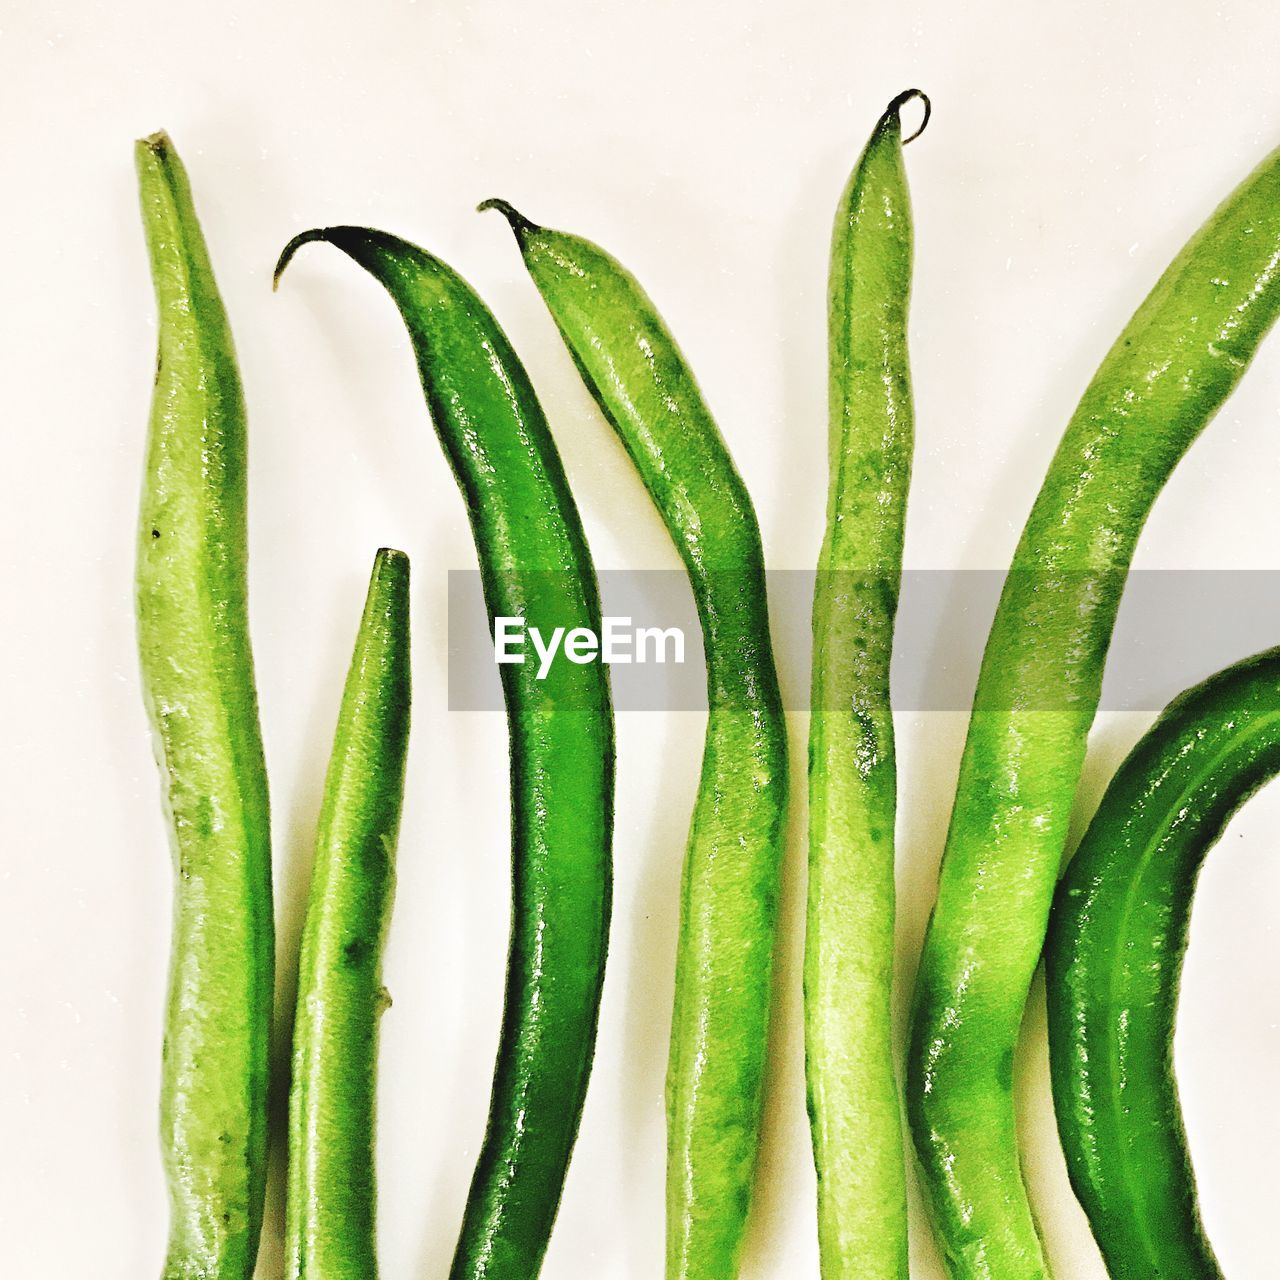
[807,88,928,1280]
[276,227,614,1280]
[482,198,788,1280]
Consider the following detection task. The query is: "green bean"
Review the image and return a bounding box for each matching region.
[905,143,1280,1278]
[275,227,614,1279]
[482,200,789,1280]
[286,548,411,1280]
[807,89,927,1280]
[135,131,272,1280]
[1045,646,1280,1280]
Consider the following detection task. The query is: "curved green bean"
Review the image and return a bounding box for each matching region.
[1046,647,1280,1280]
[135,131,273,1280]
[287,548,411,1280]
[906,142,1280,1278]
[276,228,614,1280]
[482,200,789,1280]
[807,89,927,1280]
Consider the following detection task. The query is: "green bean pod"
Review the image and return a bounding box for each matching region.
[482,200,789,1279]
[905,143,1280,1279]
[287,548,411,1280]
[1046,647,1280,1280]
[807,89,927,1280]
[275,228,614,1280]
[135,132,273,1280]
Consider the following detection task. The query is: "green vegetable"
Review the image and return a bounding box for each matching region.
[482,199,789,1280]
[1046,647,1280,1280]
[135,131,273,1280]
[905,142,1280,1278]
[806,89,927,1280]
[275,227,614,1280]
[287,548,411,1280]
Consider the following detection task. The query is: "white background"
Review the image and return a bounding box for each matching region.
[3,2,1280,1276]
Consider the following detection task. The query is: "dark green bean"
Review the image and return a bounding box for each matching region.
[1047,647,1280,1280]
[276,228,614,1279]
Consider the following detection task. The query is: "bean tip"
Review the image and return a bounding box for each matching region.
[273,228,331,291]
[375,546,410,569]
[478,197,538,239]
[372,547,411,600]
[138,129,172,157]
[885,88,931,144]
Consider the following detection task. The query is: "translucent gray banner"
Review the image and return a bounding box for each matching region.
[446,570,1280,712]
